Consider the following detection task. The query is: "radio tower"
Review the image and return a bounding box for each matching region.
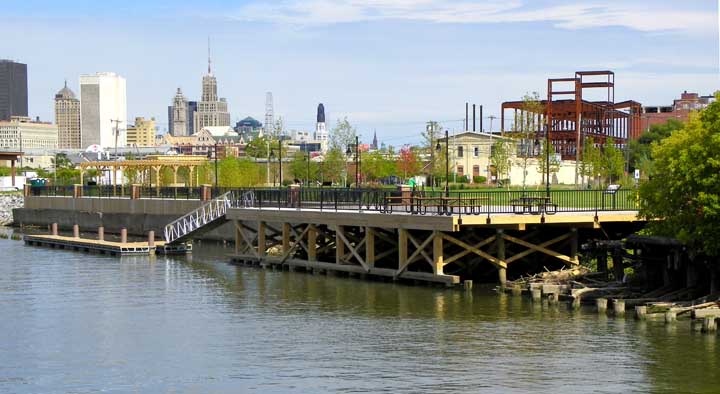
[264,92,274,137]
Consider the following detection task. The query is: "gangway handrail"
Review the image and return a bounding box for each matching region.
[164,190,236,244]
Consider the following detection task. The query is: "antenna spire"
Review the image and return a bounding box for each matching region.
[207,36,211,74]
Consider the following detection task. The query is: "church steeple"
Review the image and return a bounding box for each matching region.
[372,129,378,150]
[207,37,212,75]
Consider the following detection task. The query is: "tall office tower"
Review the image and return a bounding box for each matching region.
[193,45,230,131]
[315,103,328,151]
[0,60,28,121]
[264,92,274,136]
[187,101,197,134]
[80,72,127,149]
[169,88,189,136]
[54,81,81,149]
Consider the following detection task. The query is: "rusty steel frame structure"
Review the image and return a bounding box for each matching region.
[501,71,642,183]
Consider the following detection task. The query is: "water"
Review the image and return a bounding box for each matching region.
[0,235,718,393]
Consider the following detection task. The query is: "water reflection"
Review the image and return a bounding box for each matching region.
[0,238,717,393]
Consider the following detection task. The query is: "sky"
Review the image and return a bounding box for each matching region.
[2,0,719,145]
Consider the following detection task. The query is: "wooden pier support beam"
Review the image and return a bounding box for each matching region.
[432,231,444,275]
[702,317,717,333]
[282,223,291,254]
[307,225,317,261]
[570,227,579,265]
[51,223,58,236]
[398,228,408,274]
[258,221,266,257]
[98,226,104,241]
[365,227,375,268]
[613,299,625,316]
[336,225,345,265]
[120,228,127,244]
[496,229,507,288]
[596,298,608,313]
[148,231,155,248]
[73,224,80,239]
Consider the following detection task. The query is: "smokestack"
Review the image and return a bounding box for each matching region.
[480,105,483,132]
[472,104,476,132]
[465,102,469,131]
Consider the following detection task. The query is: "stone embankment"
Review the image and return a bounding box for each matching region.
[0,194,23,226]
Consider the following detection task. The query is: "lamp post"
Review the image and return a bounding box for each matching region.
[346,135,360,188]
[545,124,550,198]
[305,149,311,186]
[214,143,219,191]
[435,130,449,197]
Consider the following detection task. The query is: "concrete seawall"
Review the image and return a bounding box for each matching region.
[14,196,234,240]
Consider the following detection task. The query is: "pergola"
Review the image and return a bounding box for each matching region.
[78,155,209,195]
[0,151,23,187]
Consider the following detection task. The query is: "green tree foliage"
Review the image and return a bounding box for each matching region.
[639,102,720,258]
[321,148,347,185]
[329,118,357,151]
[288,151,319,184]
[628,119,683,173]
[362,151,395,182]
[600,137,625,185]
[538,141,561,186]
[217,158,263,187]
[245,136,271,158]
[490,139,512,187]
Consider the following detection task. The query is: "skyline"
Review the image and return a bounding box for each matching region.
[3,0,719,145]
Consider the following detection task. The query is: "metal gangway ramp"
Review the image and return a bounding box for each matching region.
[164,190,244,244]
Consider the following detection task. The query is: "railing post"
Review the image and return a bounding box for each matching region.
[73,184,83,198]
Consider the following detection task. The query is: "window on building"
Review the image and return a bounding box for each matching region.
[457,165,464,176]
[473,146,479,157]
[457,146,463,158]
[473,165,480,177]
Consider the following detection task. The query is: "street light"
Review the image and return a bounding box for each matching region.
[435,130,449,197]
[545,124,550,198]
[346,135,360,188]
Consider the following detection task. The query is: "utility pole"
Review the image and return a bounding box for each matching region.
[487,115,497,133]
[110,119,123,157]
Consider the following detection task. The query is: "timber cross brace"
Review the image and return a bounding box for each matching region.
[231,218,580,286]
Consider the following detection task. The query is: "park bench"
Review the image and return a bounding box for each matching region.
[416,196,489,216]
[510,196,558,215]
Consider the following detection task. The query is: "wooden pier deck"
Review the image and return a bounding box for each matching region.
[24,234,190,256]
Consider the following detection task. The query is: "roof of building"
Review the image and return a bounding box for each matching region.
[236,116,262,128]
[55,81,76,100]
[201,126,237,137]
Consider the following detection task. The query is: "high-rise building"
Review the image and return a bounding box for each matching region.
[0,116,57,151]
[54,81,81,149]
[315,103,328,151]
[193,49,230,132]
[126,117,156,147]
[0,60,28,121]
[169,88,189,136]
[80,72,127,149]
[264,92,274,136]
[187,101,197,134]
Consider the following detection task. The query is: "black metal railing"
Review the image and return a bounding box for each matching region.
[27,186,639,215]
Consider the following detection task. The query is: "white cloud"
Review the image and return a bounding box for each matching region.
[234,0,716,35]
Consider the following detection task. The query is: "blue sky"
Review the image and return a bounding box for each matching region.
[2,0,718,145]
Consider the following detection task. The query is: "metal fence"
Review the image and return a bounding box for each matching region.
[28,186,638,216]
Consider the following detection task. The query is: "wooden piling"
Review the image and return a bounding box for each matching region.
[511,283,522,296]
[665,310,677,323]
[148,231,155,248]
[596,298,608,313]
[548,293,558,304]
[531,288,542,301]
[73,224,80,239]
[98,226,104,241]
[120,228,127,244]
[613,299,626,316]
[635,306,647,320]
[702,317,717,333]
[51,223,58,236]
[571,296,582,309]
[464,280,473,291]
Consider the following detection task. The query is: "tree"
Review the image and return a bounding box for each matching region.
[628,119,683,172]
[245,135,270,158]
[396,146,421,181]
[510,92,543,190]
[599,137,625,185]
[321,148,346,185]
[639,100,720,260]
[329,118,357,151]
[362,151,394,182]
[538,141,561,187]
[288,151,319,184]
[490,138,512,188]
[217,158,263,187]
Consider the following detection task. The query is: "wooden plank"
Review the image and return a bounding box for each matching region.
[505,232,572,264]
[433,232,444,275]
[366,227,375,267]
[336,225,369,271]
[442,233,506,269]
[307,225,317,261]
[443,235,496,266]
[397,231,435,276]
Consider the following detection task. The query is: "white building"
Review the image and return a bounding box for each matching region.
[80,72,127,149]
[0,116,58,157]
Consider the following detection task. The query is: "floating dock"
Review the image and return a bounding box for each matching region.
[24,234,191,256]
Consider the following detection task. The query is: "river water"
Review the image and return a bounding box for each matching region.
[0,234,717,393]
